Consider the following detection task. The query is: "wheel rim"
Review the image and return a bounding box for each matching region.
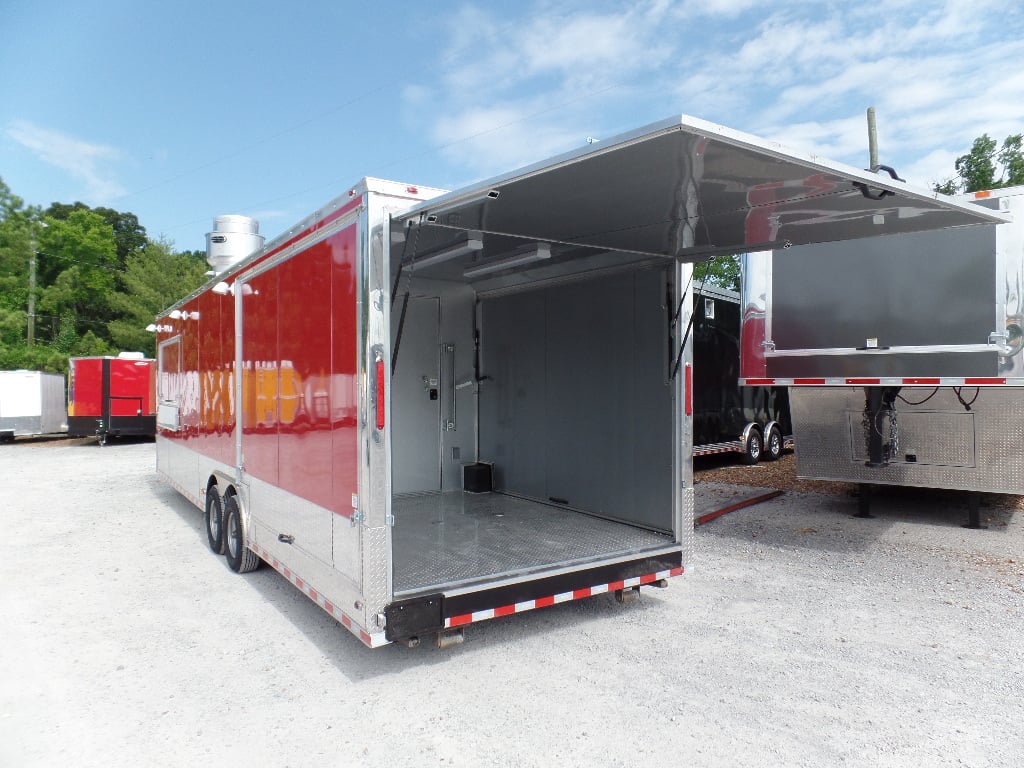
[227,509,239,558]
[750,435,761,460]
[770,431,781,455]
[208,499,220,539]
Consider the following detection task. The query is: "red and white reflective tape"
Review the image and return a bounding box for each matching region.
[444,567,685,629]
[741,377,1022,387]
[251,543,387,648]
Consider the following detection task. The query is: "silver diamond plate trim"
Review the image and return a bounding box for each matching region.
[680,486,695,569]
[361,525,392,620]
[792,387,1024,494]
[391,492,675,594]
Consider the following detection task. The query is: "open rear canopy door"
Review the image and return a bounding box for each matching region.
[395,114,1006,279]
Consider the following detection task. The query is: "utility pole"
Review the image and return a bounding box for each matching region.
[27,235,37,345]
[27,220,46,346]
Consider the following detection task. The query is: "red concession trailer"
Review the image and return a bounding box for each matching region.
[155,115,1000,648]
[68,354,157,443]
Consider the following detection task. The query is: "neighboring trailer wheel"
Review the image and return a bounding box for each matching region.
[224,495,261,573]
[741,428,763,465]
[764,425,783,462]
[205,486,224,554]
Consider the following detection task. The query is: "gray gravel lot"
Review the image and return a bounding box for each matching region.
[2,440,1022,767]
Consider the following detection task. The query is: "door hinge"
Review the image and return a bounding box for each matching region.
[350,510,364,526]
[988,330,1010,351]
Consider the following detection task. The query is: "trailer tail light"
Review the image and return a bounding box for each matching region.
[375,358,386,430]
[685,363,692,416]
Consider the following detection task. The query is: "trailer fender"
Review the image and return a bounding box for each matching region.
[762,421,784,461]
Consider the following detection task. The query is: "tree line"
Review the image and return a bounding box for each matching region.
[0,177,209,373]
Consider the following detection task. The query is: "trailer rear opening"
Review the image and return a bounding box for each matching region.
[155,115,1004,647]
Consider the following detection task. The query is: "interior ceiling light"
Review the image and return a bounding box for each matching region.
[463,242,552,278]
[413,230,484,268]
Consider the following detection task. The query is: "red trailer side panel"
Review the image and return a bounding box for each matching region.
[329,225,359,517]
[277,236,333,510]
[196,289,230,465]
[241,268,280,485]
[108,358,155,417]
[68,358,104,418]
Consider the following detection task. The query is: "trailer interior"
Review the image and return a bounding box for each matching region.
[382,116,1005,601]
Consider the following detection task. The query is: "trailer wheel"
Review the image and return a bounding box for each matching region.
[764,425,783,462]
[224,495,262,574]
[741,428,763,465]
[205,486,224,554]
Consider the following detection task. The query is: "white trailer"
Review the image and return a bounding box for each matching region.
[155,115,1001,647]
[0,370,67,441]
[740,185,1022,525]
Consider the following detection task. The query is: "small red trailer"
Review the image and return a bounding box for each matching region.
[155,115,999,648]
[68,353,157,443]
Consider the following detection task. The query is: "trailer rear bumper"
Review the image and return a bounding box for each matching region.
[384,550,684,643]
[68,414,156,439]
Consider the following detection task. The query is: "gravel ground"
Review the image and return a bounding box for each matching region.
[2,439,1022,768]
[697,451,1024,513]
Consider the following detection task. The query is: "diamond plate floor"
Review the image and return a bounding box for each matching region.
[392,491,673,595]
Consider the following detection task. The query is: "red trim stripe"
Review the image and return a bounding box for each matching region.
[444,567,685,630]
[744,378,775,386]
[901,378,940,385]
[793,378,826,385]
[965,377,1006,385]
[252,544,383,648]
[845,378,880,384]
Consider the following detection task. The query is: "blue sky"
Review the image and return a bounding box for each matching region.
[2,0,1022,252]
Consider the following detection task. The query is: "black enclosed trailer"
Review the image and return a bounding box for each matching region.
[692,283,791,463]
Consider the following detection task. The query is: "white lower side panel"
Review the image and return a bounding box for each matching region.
[156,435,379,647]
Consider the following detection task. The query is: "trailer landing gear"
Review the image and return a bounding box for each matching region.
[857,484,988,528]
[964,491,986,530]
[854,484,875,519]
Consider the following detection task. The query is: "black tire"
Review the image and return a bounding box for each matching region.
[205,486,224,554]
[224,495,262,573]
[764,424,783,461]
[741,428,763,465]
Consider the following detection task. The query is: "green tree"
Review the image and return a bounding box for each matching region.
[106,237,209,357]
[45,202,148,277]
[36,209,120,343]
[935,133,1024,194]
[0,178,43,344]
[694,253,741,292]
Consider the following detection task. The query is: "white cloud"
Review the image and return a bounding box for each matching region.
[673,0,765,18]
[410,0,1024,195]
[6,120,125,202]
